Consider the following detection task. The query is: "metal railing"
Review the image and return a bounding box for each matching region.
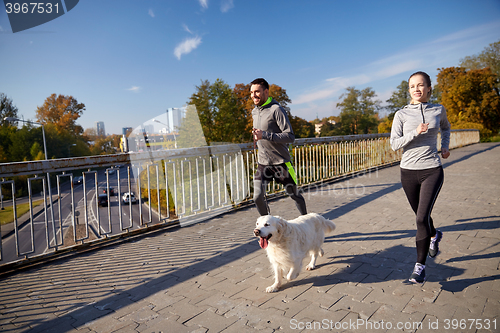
[0,130,479,269]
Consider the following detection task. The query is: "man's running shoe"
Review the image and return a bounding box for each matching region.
[409,263,425,284]
[428,230,443,258]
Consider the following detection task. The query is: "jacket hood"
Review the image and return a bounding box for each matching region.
[257,98,280,110]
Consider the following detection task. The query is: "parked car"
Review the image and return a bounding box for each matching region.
[122,192,137,204]
[103,187,115,196]
[73,176,83,185]
[98,193,108,207]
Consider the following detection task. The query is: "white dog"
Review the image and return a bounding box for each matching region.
[253,213,336,292]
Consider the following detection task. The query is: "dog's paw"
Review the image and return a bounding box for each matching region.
[306,263,316,271]
[266,285,279,293]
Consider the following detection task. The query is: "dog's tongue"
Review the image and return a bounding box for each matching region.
[259,237,268,249]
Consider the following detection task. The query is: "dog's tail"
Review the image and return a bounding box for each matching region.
[312,213,336,234]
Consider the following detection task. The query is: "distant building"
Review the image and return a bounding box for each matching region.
[95,121,105,136]
[122,127,133,136]
[164,107,184,133]
[315,120,336,136]
[144,124,154,135]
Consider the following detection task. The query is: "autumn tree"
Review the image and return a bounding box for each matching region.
[437,66,500,138]
[36,94,85,136]
[90,136,116,155]
[189,79,248,144]
[0,93,19,127]
[459,40,500,87]
[336,87,380,135]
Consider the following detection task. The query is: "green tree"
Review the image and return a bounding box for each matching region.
[189,79,248,144]
[0,93,19,127]
[385,80,410,120]
[336,87,380,135]
[459,40,500,87]
[437,66,500,138]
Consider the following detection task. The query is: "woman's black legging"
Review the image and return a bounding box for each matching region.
[401,166,444,265]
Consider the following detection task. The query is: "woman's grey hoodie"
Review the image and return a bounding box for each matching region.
[390,103,450,170]
[252,98,295,165]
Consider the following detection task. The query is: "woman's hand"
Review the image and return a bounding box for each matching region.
[416,123,429,134]
[441,148,450,159]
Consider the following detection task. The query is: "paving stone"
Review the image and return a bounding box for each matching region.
[330,296,381,320]
[0,143,498,333]
[184,307,238,332]
[83,316,134,333]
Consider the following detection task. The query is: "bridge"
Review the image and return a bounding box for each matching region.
[1,132,499,332]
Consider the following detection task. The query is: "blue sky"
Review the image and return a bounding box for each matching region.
[1,0,499,135]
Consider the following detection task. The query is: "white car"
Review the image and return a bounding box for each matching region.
[122,192,138,204]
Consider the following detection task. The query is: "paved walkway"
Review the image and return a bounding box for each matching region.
[0,143,499,333]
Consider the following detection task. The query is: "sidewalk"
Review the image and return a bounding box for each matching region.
[0,142,498,333]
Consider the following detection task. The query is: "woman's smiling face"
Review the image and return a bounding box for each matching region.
[409,74,431,104]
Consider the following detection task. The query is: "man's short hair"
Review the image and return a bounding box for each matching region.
[251,78,269,90]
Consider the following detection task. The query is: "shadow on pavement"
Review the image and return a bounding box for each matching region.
[6,143,499,332]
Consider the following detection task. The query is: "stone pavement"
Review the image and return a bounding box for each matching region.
[0,142,499,333]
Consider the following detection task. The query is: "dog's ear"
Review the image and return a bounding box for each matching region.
[275,217,287,234]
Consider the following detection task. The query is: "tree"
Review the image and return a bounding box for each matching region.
[289,115,315,138]
[90,136,115,155]
[385,80,410,120]
[233,83,255,136]
[36,94,85,136]
[437,66,500,138]
[336,87,380,135]
[459,40,500,87]
[189,79,248,144]
[0,93,19,127]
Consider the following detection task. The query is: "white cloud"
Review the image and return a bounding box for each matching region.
[199,0,208,9]
[183,24,193,35]
[127,86,141,93]
[0,26,3,32]
[148,9,155,18]
[292,20,500,108]
[221,0,234,13]
[174,36,202,60]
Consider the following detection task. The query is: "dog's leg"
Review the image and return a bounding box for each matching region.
[266,264,283,293]
[286,261,302,281]
[306,250,320,271]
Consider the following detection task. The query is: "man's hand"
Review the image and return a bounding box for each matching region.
[252,128,263,141]
[441,148,450,159]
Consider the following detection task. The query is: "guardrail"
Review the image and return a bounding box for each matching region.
[0,129,479,269]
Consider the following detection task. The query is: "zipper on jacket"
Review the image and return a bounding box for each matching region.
[420,103,426,123]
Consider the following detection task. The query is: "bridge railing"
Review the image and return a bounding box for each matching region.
[0,129,479,269]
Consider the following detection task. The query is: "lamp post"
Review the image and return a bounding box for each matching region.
[4,117,55,222]
[153,119,177,148]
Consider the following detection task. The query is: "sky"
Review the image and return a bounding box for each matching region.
[1,0,499,135]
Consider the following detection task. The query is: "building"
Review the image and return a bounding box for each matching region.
[95,121,105,137]
[122,127,133,136]
[164,107,184,133]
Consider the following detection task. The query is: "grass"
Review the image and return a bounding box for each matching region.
[0,199,44,225]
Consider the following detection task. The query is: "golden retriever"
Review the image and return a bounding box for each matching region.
[253,213,336,292]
